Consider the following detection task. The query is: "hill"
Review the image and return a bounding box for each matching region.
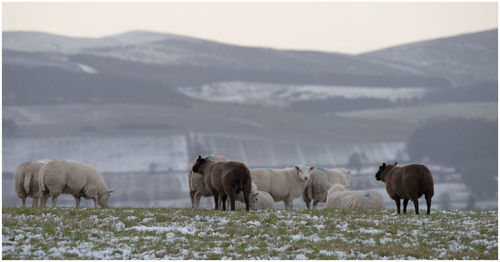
[363,29,498,87]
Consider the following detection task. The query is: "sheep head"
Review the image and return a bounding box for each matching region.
[98,190,113,208]
[192,155,208,174]
[375,162,397,182]
[294,165,311,182]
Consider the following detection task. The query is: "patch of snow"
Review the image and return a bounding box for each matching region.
[77,63,98,74]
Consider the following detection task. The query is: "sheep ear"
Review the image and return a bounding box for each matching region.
[107,190,114,194]
[295,165,300,171]
[394,162,398,166]
[198,155,202,159]
[309,166,315,171]
[382,162,386,167]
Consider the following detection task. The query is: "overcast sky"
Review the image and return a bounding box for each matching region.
[2,2,498,54]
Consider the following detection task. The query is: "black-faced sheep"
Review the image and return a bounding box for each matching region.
[188,154,228,209]
[375,162,434,214]
[192,156,252,211]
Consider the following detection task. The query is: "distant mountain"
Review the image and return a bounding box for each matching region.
[363,29,498,87]
[3,31,450,106]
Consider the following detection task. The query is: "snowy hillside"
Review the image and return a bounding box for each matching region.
[364,29,498,87]
[178,81,428,107]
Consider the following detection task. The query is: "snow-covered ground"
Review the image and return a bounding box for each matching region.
[2,208,497,259]
[177,81,428,107]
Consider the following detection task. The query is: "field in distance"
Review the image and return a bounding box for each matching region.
[2,207,497,260]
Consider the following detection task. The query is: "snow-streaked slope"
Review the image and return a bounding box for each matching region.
[3,31,437,79]
[177,81,428,107]
[363,29,498,87]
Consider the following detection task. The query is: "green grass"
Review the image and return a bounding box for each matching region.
[2,207,497,259]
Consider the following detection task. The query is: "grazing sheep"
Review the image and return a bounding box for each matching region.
[302,167,351,209]
[250,165,311,210]
[192,156,252,211]
[188,154,229,209]
[375,162,434,214]
[39,160,113,208]
[14,160,50,207]
[325,184,384,210]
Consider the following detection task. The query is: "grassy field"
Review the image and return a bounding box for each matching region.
[2,207,497,260]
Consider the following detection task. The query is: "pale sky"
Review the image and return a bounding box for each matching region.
[2,2,498,54]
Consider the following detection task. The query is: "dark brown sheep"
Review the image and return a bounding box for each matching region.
[375,162,434,214]
[192,155,252,211]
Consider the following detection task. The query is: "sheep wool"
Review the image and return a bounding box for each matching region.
[39,160,113,208]
[325,184,384,210]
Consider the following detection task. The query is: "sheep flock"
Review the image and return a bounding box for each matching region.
[14,155,434,214]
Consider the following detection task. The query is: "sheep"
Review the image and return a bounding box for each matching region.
[39,160,113,208]
[188,154,229,209]
[302,167,351,210]
[375,162,434,214]
[325,184,384,210]
[192,155,252,211]
[14,160,50,207]
[250,165,311,210]
[254,190,274,209]
[211,182,259,210]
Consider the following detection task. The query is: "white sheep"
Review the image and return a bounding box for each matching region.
[325,184,384,210]
[250,165,311,210]
[188,154,229,209]
[303,167,351,209]
[39,160,113,208]
[254,190,274,209]
[14,160,50,207]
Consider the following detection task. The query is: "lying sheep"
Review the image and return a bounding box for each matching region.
[14,160,50,207]
[251,165,311,210]
[302,167,351,209]
[192,156,252,211]
[39,160,113,208]
[375,162,434,214]
[254,190,274,209]
[189,154,229,209]
[325,184,384,210]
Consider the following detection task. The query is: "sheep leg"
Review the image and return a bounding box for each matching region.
[413,199,419,215]
[40,195,49,207]
[302,190,311,210]
[93,198,98,208]
[425,194,432,215]
[193,192,202,209]
[213,194,219,210]
[284,199,293,210]
[230,196,236,211]
[243,190,250,212]
[51,196,58,207]
[189,191,196,209]
[21,198,26,207]
[32,198,39,208]
[403,199,409,214]
[312,200,319,210]
[73,196,81,207]
[395,199,401,214]
[221,195,228,211]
